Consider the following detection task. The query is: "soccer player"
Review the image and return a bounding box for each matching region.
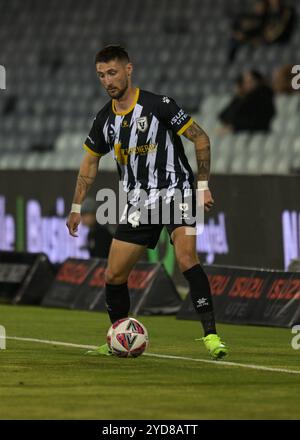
[66,45,228,359]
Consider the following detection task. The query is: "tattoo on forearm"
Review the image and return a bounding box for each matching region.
[184,121,206,142]
[196,145,210,180]
[76,174,95,199]
[183,122,211,180]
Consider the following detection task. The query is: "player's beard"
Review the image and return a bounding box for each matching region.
[107,78,128,100]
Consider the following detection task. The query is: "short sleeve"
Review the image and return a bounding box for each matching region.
[83,116,110,157]
[157,95,193,135]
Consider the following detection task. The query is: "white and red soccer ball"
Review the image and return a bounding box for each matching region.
[107,317,149,358]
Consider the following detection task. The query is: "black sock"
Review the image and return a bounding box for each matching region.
[105,282,130,324]
[183,264,217,337]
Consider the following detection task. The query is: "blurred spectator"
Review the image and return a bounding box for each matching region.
[219,74,246,126]
[228,1,269,63]
[218,70,275,133]
[272,64,295,94]
[81,198,113,259]
[263,0,296,44]
[227,0,296,63]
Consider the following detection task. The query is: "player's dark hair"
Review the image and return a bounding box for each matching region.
[95,45,130,64]
[249,69,265,83]
[234,73,244,87]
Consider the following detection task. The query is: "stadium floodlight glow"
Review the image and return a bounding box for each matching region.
[0,325,6,350]
[0,65,6,90]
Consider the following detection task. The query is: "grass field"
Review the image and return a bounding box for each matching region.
[0,304,300,420]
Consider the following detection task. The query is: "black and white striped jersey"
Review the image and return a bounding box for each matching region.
[83,88,194,200]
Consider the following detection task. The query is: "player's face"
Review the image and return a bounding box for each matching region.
[96,59,132,99]
[243,72,258,93]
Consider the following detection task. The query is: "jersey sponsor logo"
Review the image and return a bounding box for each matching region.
[114,143,157,165]
[122,119,129,128]
[136,116,148,132]
[127,143,157,155]
[171,109,188,127]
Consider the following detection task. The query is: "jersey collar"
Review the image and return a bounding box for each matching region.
[112,87,140,116]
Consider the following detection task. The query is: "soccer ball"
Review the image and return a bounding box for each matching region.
[107,317,149,358]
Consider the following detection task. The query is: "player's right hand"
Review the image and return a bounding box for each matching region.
[66,212,81,237]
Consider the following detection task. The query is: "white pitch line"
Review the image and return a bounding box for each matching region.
[6,336,300,376]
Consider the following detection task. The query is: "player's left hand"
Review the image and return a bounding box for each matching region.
[198,189,214,212]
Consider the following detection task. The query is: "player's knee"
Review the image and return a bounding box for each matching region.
[176,253,199,273]
[105,268,128,285]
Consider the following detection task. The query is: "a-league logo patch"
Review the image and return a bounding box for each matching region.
[136,116,148,132]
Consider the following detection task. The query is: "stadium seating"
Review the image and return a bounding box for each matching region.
[0,0,299,174]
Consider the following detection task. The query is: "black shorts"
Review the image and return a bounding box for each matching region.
[114,190,197,249]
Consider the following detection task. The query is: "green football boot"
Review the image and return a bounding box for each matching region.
[197,334,228,360]
[84,343,113,356]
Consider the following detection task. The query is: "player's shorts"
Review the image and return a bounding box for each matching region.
[114,190,197,249]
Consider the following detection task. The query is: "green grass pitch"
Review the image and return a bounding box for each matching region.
[0,304,299,420]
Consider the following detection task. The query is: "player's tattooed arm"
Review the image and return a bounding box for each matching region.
[182,121,211,181]
[72,153,100,203]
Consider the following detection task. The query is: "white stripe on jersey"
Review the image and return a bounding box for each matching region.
[112,115,128,190]
[165,131,177,186]
[114,115,123,143]
[103,117,109,144]
[127,104,144,195]
[146,115,159,189]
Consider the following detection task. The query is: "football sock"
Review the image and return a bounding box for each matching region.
[105,282,130,324]
[183,264,217,337]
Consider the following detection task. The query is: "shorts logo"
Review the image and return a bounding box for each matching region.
[128,210,141,228]
[196,298,209,308]
[179,202,189,219]
[136,116,148,133]
[179,203,188,211]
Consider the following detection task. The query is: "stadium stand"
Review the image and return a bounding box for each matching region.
[0,0,299,173]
